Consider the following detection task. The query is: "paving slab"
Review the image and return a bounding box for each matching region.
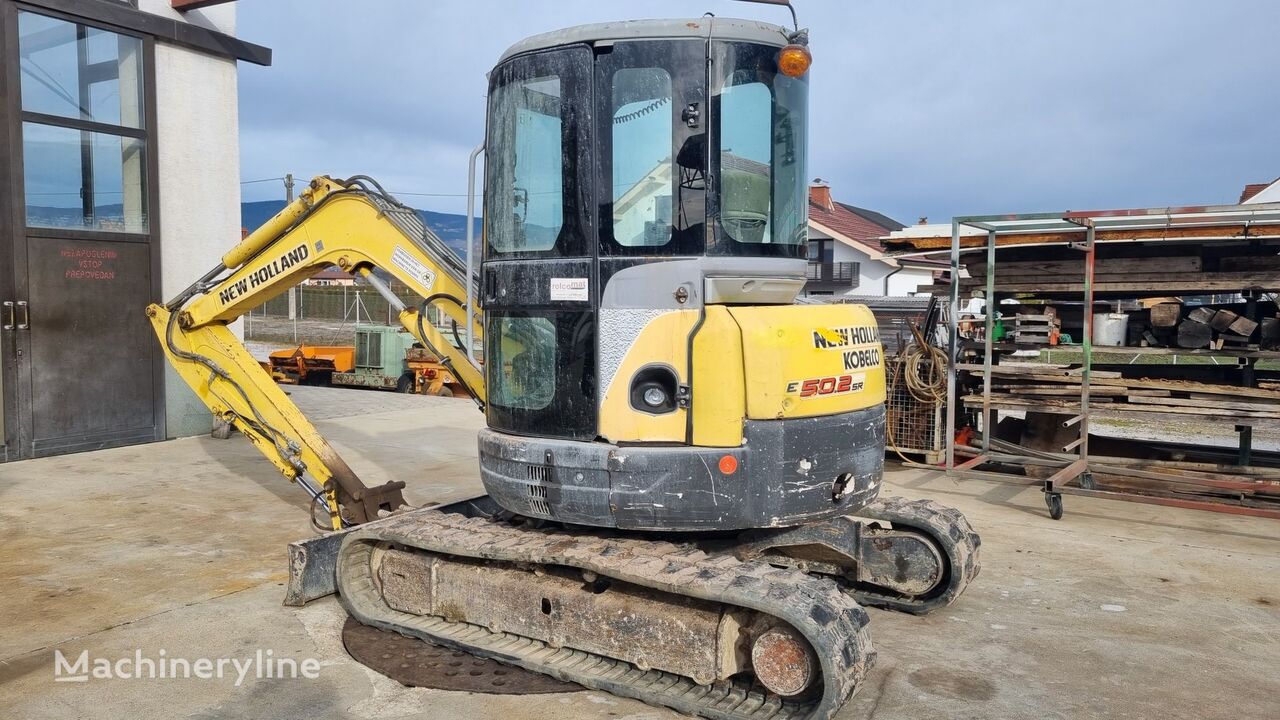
[1,385,1277,719]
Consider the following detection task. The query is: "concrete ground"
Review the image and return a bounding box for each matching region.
[1,386,1277,720]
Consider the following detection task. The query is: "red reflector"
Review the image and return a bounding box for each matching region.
[719,455,738,475]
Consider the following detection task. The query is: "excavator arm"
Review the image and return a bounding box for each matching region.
[148,175,485,530]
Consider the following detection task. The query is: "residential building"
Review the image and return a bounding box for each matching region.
[804,179,938,297]
[1241,177,1280,204]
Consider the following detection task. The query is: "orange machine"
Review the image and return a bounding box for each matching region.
[267,344,355,385]
[405,346,468,397]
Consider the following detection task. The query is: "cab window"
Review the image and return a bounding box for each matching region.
[485,47,591,258]
[610,67,674,247]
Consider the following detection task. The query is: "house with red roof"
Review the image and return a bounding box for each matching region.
[805,179,939,297]
[1240,177,1280,204]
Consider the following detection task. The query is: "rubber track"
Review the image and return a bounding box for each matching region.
[337,508,875,720]
[846,497,982,614]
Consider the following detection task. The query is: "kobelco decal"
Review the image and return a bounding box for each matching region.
[812,325,880,350]
[841,346,881,372]
[218,243,310,305]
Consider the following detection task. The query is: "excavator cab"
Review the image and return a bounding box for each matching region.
[477,19,888,531]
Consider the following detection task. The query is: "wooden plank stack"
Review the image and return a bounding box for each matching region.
[1013,308,1060,344]
[915,256,1244,295]
[915,250,1280,296]
[958,363,1280,427]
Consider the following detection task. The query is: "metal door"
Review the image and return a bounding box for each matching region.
[0,0,19,460]
[1,2,162,460]
[16,236,157,456]
[0,249,13,462]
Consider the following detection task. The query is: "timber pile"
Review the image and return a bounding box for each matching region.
[1175,306,1261,349]
[884,223,1280,253]
[958,363,1280,427]
[916,255,1280,296]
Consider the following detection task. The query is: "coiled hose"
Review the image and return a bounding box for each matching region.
[887,322,948,464]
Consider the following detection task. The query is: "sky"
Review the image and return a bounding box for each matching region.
[236,0,1280,225]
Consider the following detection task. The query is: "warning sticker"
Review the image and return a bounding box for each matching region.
[391,246,436,290]
[550,277,589,301]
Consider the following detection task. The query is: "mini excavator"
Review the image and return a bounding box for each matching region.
[151,12,979,720]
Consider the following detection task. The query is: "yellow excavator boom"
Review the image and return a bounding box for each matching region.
[150,175,485,529]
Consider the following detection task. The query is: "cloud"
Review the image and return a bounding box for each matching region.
[237,0,1280,221]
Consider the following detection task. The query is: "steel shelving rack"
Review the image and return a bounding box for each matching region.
[934,203,1280,520]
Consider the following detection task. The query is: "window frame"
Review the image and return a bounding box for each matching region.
[484,309,597,441]
[707,40,809,259]
[487,314,559,412]
[483,45,593,261]
[595,38,708,257]
[15,7,150,240]
[607,65,675,249]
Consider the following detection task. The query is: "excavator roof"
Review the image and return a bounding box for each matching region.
[497,17,792,64]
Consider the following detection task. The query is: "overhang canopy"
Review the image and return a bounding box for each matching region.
[26,0,270,65]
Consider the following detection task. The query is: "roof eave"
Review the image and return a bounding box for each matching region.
[808,219,896,266]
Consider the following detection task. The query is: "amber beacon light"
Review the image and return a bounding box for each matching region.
[778,44,812,77]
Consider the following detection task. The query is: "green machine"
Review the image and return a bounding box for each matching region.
[331,324,418,392]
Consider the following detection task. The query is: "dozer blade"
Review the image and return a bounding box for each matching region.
[284,495,496,606]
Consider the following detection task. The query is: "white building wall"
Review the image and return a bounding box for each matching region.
[887,268,934,295]
[143,1,242,437]
[825,239,932,297]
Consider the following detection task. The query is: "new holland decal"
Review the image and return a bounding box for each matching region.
[812,325,879,349]
[218,243,310,305]
[813,325,882,372]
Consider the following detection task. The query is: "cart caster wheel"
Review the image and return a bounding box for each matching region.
[211,420,234,440]
[1045,492,1064,520]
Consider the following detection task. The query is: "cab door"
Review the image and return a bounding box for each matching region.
[482,44,597,441]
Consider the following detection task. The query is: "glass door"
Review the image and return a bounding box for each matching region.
[3,5,160,458]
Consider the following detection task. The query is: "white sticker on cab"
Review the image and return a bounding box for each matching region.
[550,277,589,301]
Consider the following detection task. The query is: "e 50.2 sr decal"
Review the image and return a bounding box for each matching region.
[786,373,866,399]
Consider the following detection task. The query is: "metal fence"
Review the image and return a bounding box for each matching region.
[244,281,428,324]
[886,355,946,464]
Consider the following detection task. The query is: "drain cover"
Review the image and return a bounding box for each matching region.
[341,616,580,694]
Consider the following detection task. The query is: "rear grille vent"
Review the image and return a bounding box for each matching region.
[526,483,551,517]
[525,464,554,516]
